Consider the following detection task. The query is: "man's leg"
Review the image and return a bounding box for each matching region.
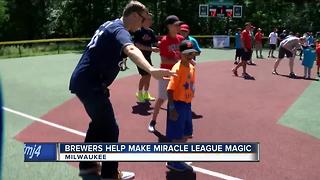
[77,90,120,178]
[143,75,151,91]
[232,60,244,76]
[289,57,295,74]
[143,74,155,101]
[273,58,282,74]
[268,48,271,57]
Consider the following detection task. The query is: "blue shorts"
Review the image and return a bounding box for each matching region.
[166,101,192,141]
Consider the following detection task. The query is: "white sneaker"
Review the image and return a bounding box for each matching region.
[148,120,156,133]
[101,171,135,180]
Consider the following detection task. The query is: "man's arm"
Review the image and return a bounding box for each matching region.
[123,44,175,79]
[135,43,159,52]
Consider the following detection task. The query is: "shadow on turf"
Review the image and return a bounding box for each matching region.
[131,101,153,116]
[166,170,196,180]
[153,129,171,143]
[278,74,319,81]
[192,111,203,119]
[81,175,100,180]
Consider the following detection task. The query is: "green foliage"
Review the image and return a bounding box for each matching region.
[0,0,320,41]
[0,42,85,58]
[0,0,8,24]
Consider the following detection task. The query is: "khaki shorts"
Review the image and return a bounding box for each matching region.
[255,42,262,49]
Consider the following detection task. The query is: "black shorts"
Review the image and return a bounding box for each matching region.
[269,44,276,50]
[137,56,152,76]
[236,48,243,57]
[241,49,252,61]
[278,46,293,59]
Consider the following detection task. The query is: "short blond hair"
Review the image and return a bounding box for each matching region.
[123,1,148,17]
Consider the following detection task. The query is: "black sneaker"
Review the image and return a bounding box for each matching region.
[148,120,156,133]
[243,73,252,79]
[289,72,297,78]
[272,71,278,75]
[79,162,101,176]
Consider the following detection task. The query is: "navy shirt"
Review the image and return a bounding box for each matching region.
[69,19,133,93]
[133,27,157,57]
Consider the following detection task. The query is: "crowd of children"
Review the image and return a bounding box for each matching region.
[133,18,320,173]
[131,14,320,175]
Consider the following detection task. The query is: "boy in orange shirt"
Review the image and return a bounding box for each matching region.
[166,40,196,172]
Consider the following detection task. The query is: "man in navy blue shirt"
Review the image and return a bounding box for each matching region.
[69,1,174,179]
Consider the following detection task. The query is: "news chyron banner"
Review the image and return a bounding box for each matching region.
[24,143,260,162]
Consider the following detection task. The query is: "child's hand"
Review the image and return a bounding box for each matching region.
[169,109,179,121]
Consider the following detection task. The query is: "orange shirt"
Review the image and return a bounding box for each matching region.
[167,61,195,103]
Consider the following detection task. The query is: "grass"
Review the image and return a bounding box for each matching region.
[0,42,85,59]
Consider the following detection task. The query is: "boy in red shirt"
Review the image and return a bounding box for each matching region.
[148,15,184,132]
[255,28,263,58]
[232,22,253,79]
[166,40,196,172]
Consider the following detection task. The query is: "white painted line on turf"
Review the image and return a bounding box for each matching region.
[3,106,86,137]
[3,106,243,180]
[192,165,243,180]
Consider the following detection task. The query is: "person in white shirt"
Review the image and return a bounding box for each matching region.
[272,36,306,78]
[268,28,278,58]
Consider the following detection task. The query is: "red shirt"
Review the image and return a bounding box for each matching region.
[316,45,320,61]
[254,32,263,43]
[159,34,184,69]
[241,30,252,50]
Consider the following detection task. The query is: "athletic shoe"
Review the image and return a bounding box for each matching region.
[101,170,135,180]
[136,92,145,103]
[143,92,155,101]
[272,71,278,75]
[271,55,276,58]
[79,163,101,176]
[242,73,252,79]
[166,162,193,172]
[289,72,297,78]
[232,69,238,76]
[148,120,156,133]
